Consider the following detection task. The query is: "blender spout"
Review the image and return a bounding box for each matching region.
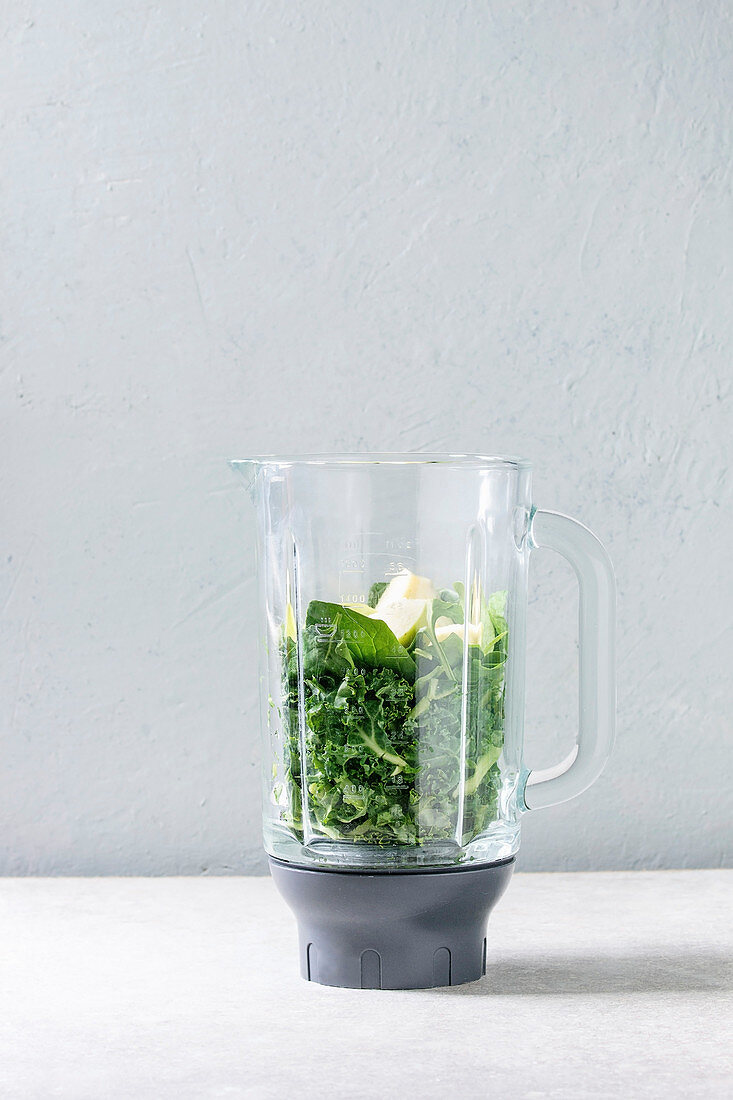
[229,459,260,498]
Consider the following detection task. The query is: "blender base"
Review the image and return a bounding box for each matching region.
[269,855,515,989]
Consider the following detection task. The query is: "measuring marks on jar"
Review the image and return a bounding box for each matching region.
[337,533,420,603]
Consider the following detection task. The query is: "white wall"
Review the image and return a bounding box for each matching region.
[2,1,731,874]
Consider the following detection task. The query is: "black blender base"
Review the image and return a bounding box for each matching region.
[269,855,515,990]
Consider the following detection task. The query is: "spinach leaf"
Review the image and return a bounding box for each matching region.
[306,600,416,680]
[422,594,464,681]
[486,590,509,658]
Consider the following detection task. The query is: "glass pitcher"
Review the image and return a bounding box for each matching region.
[233,453,615,988]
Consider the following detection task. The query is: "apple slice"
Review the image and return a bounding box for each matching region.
[377,570,437,603]
[434,622,483,646]
[371,597,429,647]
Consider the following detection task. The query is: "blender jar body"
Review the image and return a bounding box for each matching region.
[243,455,533,871]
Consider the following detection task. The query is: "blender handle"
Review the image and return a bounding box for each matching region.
[522,509,616,810]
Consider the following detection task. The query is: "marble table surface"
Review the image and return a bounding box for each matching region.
[0,871,731,1098]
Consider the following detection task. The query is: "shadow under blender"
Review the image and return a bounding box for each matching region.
[430,949,733,997]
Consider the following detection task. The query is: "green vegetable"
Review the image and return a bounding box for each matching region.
[306,600,416,679]
[367,581,388,608]
[278,580,508,849]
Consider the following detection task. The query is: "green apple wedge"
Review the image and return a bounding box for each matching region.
[378,570,437,602]
[368,571,437,647]
[434,621,483,646]
[370,598,429,646]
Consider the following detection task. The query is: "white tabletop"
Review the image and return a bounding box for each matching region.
[1,871,731,1098]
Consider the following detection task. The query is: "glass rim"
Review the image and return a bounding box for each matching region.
[230,452,532,471]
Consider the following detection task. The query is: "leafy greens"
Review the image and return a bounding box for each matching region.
[279,580,508,848]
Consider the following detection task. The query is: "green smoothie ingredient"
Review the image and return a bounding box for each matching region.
[278,572,508,847]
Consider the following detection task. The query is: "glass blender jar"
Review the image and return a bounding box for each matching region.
[232,454,615,988]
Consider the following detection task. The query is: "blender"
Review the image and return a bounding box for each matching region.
[232,454,615,988]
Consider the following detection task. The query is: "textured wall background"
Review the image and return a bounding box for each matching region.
[2,1,731,874]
